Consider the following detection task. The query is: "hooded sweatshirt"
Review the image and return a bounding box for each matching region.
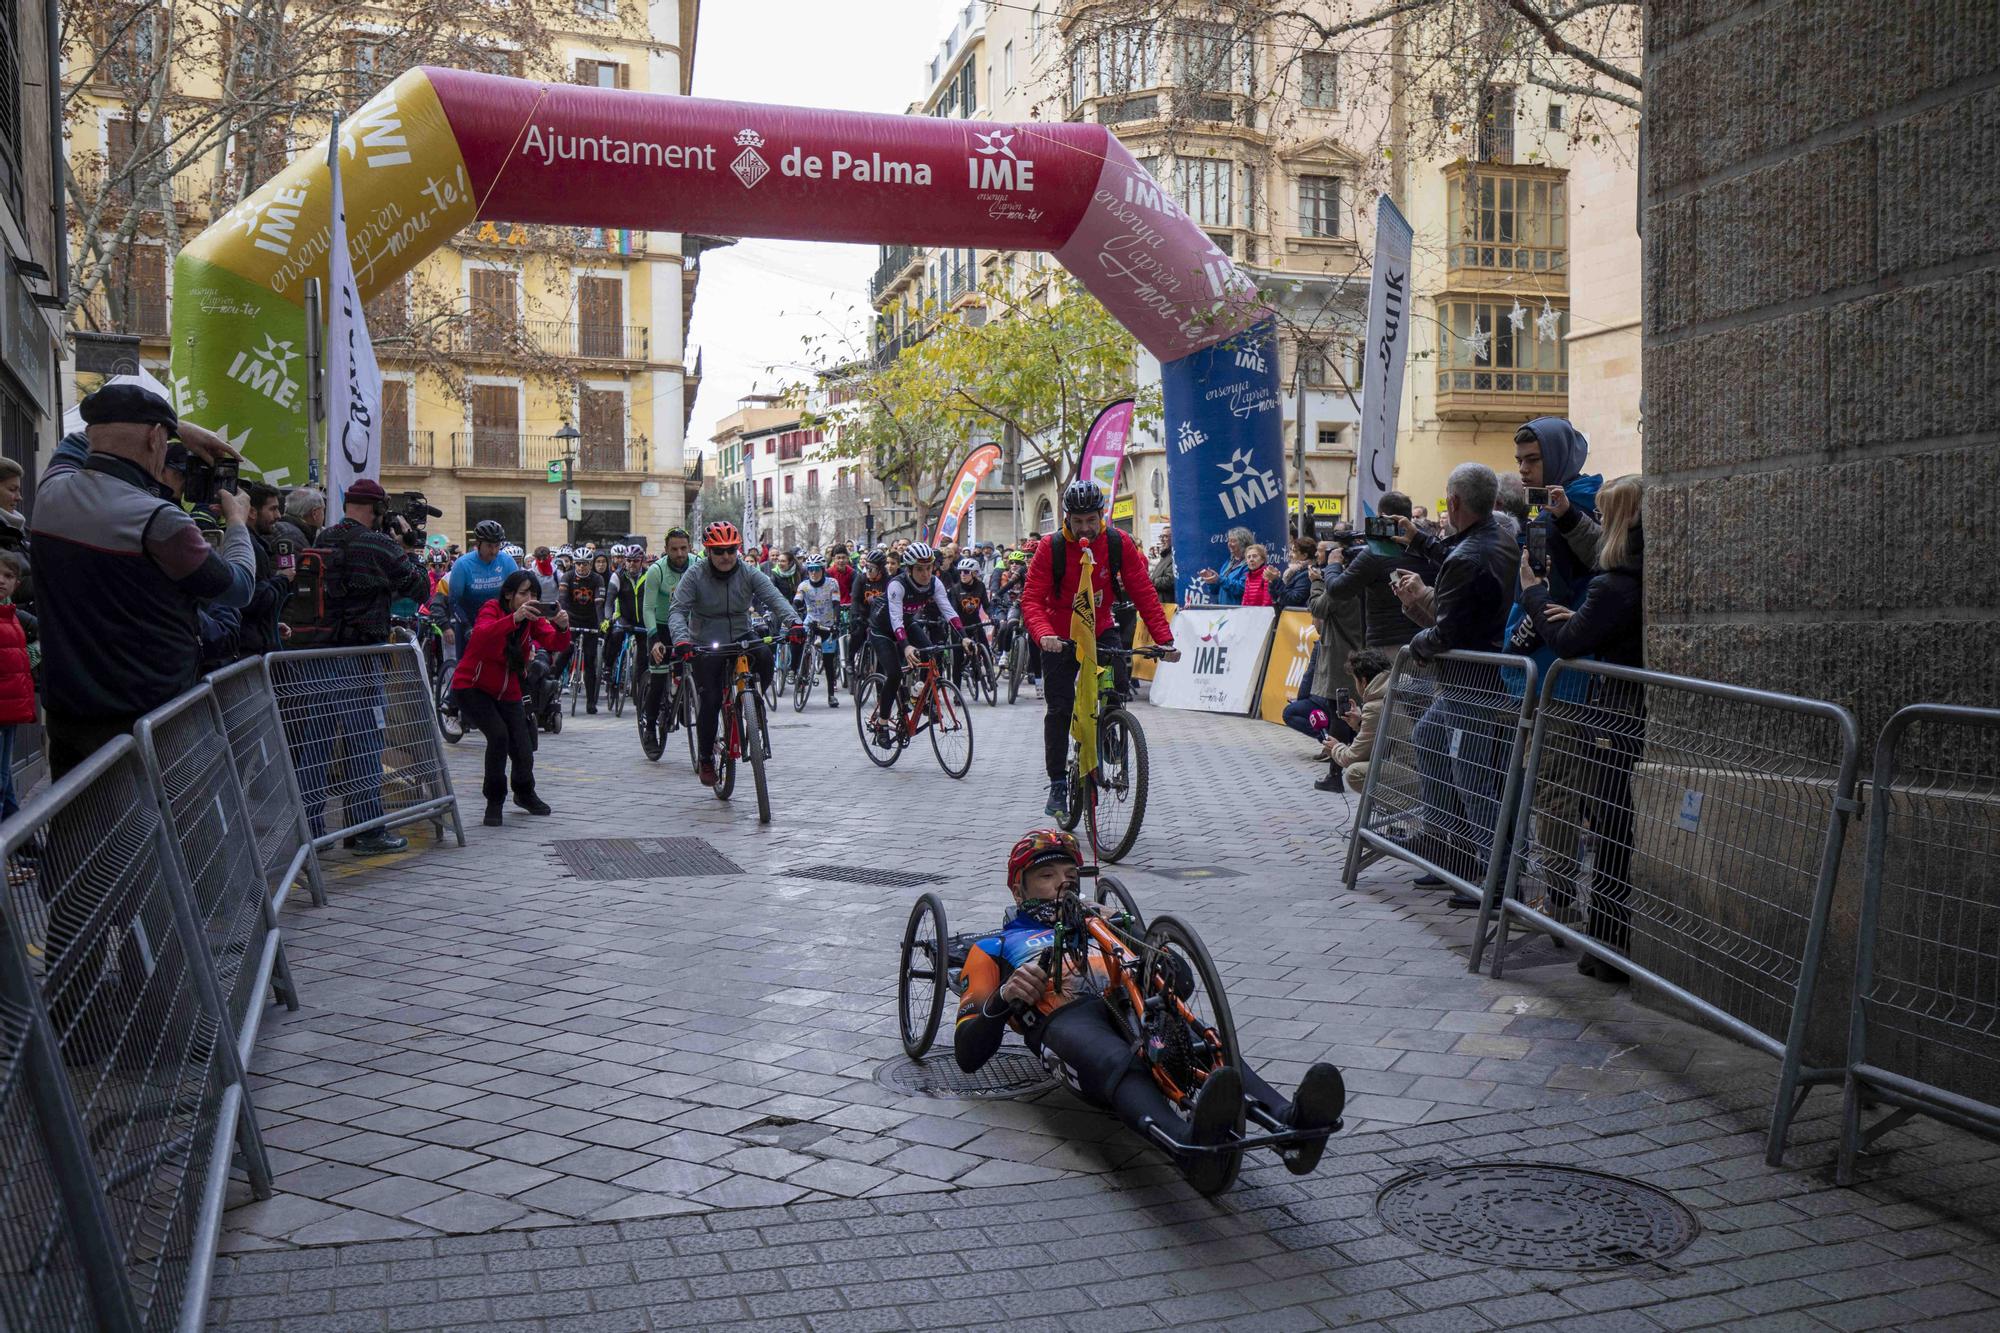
[1504,417,1603,700]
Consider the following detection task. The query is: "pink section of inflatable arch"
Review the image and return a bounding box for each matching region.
[423,68,1262,361]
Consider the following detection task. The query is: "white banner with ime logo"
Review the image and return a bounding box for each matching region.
[1146,606,1277,715]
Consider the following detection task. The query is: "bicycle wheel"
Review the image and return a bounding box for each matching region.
[609,640,629,718]
[741,692,770,824]
[1086,708,1149,865]
[569,657,581,716]
[1006,637,1023,704]
[682,670,702,774]
[854,675,903,768]
[1058,752,1084,833]
[639,671,666,762]
[1093,874,1147,935]
[898,893,948,1059]
[1141,915,1241,1084]
[435,671,465,744]
[793,648,813,712]
[929,679,974,779]
[713,694,737,800]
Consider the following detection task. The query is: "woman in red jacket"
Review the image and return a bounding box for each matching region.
[0,552,33,821]
[451,571,570,827]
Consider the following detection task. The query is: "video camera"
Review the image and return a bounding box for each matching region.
[165,442,241,508]
[388,490,443,548]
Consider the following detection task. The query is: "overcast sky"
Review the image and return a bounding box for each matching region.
[683,0,954,455]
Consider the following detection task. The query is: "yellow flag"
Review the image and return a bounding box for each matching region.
[1070,543,1099,777]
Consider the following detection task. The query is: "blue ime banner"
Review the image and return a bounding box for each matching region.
[1159,318,1288,604]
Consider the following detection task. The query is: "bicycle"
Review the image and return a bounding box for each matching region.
[397,610,464,744]
[854,644,974,778]
[685,637,778,823]
[1055,643,1168,864]
[606,625,640,718]
[959,632,1000,707]
[793,624,842,711]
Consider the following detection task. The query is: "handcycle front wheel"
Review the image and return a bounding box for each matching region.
[898,893,949,1058]
[1140,913,1243,1193]
[928,679,974,779]
[1085,707,1149,865]
[854,675,903,768]
[1092,874,1146,936]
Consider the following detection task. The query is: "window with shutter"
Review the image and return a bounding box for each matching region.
[578,387,625,470]
[470,383,520,467]
[468,268,517,352]
[379,380,411,465]
[577,276,623,358]
[366,273,410,339]
[575,59,628,88]
[107,243,168,335]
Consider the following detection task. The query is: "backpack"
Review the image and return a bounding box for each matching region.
[1049,530,1126,603]
[278,541,337,647]
[279,522,397,647]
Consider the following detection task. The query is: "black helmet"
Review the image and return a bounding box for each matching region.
[1062,480,1107,514]
[474,519,506,543]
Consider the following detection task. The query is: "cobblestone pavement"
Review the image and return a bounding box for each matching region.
[209,685,2000,1330]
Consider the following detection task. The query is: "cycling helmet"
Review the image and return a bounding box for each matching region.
[474,519,506,543]
[702,520,742,550]
[904,541,936,563]
[866,547,887,566]
[1062,479,1107,514]
[956,557,981,573]
[1007,828,1082,894]
[1007,551,1029,565]
[804,557,825,573]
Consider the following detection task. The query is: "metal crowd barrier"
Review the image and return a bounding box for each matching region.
[1341,647,1540,908]
[1471,660,1861,1164]
[265,643,466,851]
[206,660,327,911]
[0,736,273,1333]
[1839,704,2000,1184]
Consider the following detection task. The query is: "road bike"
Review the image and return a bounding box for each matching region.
[687,637,778,823]
[793,624,842,711]
[1056,643,1168,864]
[605,625,641,718]
[564,633,602,717]
[854,644,974,778]
[957,631,1000,707]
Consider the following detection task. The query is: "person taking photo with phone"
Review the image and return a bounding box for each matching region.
[452,571,571,827]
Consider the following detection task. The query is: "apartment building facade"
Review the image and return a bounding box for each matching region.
[0,0,66,501]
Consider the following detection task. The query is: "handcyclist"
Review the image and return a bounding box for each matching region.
[794,557,844,703]
[863,541,971,742]
[668,522,801,787]
[958,829,1344,1194]
[603,544,647,694]
[948,556,992,689]
[848,548,890,679]
[557,550,609,713]
[639,528,696,744]
[1022,481,1178,819]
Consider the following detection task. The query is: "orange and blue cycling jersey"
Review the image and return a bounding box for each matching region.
[955,907,1112,1069]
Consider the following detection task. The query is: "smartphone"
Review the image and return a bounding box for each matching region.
[1526,486,1550,508]
[1334,687,1353,713]
[1527,525,1550,576]
[533,601,560,616]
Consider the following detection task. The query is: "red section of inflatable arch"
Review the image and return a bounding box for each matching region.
[421,67,1259,361]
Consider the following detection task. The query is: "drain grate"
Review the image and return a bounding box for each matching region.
[550,837,743,881]
[784,864,942,888]
[1377,1162,1699,1271]
[873,1050,1059,1100]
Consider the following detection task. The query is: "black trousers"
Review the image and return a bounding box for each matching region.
[555,632,601,708]
[454,688,537,803]
[691,649,772,758]
[1041,627,1125,783]
[640,632,677,731]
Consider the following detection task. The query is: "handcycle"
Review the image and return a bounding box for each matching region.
[793,623,842,711]
[895,869,1337,1194]
[684,636,778,823]
[854,642,974,778]
[1056,643,1167,864]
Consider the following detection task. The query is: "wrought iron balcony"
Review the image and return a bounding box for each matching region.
[871,245,921,301]
[448,432,631,472]
[380,430,437,470]
[446,319,651,362]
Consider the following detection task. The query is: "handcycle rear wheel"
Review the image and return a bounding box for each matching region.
[929,680,974,779]
[1140,913,1243,1193]
[1085,708,1149,865]
[741,692,771,823]
[855,675,903,768]
[898,893,949,1058]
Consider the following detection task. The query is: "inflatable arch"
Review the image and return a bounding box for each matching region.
[172,67,1289,592]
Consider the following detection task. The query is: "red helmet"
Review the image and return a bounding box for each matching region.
[1007,828,1081,894]
[702,520,741,550]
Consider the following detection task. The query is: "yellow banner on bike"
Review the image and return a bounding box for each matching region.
[1129,605,1173,682]
[1257,609,1320,725]
[1070,545,1099,777]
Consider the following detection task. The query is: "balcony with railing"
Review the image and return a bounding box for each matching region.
[82,286,169,339]
[1441,161,1569,292]
[380,430,437,471]
[70,162,206,221]
[871,245,921,302]
[445,319,651,363]
[448,432,633,473]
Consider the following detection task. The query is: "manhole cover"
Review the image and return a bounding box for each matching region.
[551,838,743,880]
[1145,866,1243,881]
[873,1051,1059,1100]
[1377,1162,1698,1271]
[785,864,942,888]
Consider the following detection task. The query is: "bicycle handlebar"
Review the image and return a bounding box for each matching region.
[1042,639,1173,659]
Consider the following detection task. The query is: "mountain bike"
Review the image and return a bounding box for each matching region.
[793,624,842,711]
[958,631,1000,706]
[606,626,640,718]
[687,637,777,823]
[855,644,974,778]
[1056,643,1167,864]
[636,648,695,763]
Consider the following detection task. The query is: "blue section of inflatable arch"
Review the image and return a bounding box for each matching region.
[1159,318,1290,604]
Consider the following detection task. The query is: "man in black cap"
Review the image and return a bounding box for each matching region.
[31,383,257,775]
[289,476,432,854]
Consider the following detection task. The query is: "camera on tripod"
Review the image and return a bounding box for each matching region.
[390,490,443,548]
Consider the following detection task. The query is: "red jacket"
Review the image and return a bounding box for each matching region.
[829,563,854,604]
[450,600,571,701]
[1240,565,1274,606]
[1022,526,1173,646]
[0,605,33,726]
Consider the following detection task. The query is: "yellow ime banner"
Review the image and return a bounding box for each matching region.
[1129,604,1174,681]
[1256,609,1320,724]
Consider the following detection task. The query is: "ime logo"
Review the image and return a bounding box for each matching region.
[969,130,1035,191]
[1233,345,1267,374]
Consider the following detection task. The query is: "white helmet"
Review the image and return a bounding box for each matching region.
[611,543,630,557]
[957,557,981,573]
[904,541,936,563]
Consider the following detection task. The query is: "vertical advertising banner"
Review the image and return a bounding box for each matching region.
[932,442,1002,544]
[1159,318,1288,604]
[741,441,758,551]
[323,127,383,510]
[1076,399,1135,504]
[1257,609,1321,725]
[1356,196,1415,521]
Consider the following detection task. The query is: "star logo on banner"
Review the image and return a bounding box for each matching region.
[253,334,299,370]
[1217,447,1258,486]
[222,197,270,238]
[974,130,1017,160]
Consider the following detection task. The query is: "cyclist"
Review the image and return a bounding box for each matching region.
[557,551,609,713]
[446,520,519,671]
[990,550,1029,667]
[1023,481,1178,819]
[948,556,992,689]
[639,528,696,744]
[957,829,1344,1194]
[794,557,844,703]
[863,541,970,742]
[603,544,647,695]
[849,548,889,678]
[668,521,801,787]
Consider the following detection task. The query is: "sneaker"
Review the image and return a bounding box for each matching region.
[483,802,503,828]
[1181,1066,1245,1196]
[1314,770,1345,793]
[587,704,598,715]
[1045,779,1069,819]
[350,831,409,855]
[513,794,552,816]
[1279,1064,1345,1176]
[698,761,718,787]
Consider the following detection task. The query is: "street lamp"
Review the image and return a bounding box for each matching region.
[554,421,581,546]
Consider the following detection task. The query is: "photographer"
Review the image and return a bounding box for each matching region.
[452,571,569,826]
[1318,492,1434,649]
[1316,649,1392,794]
[291,479,432,855]
[31,385,257,776]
